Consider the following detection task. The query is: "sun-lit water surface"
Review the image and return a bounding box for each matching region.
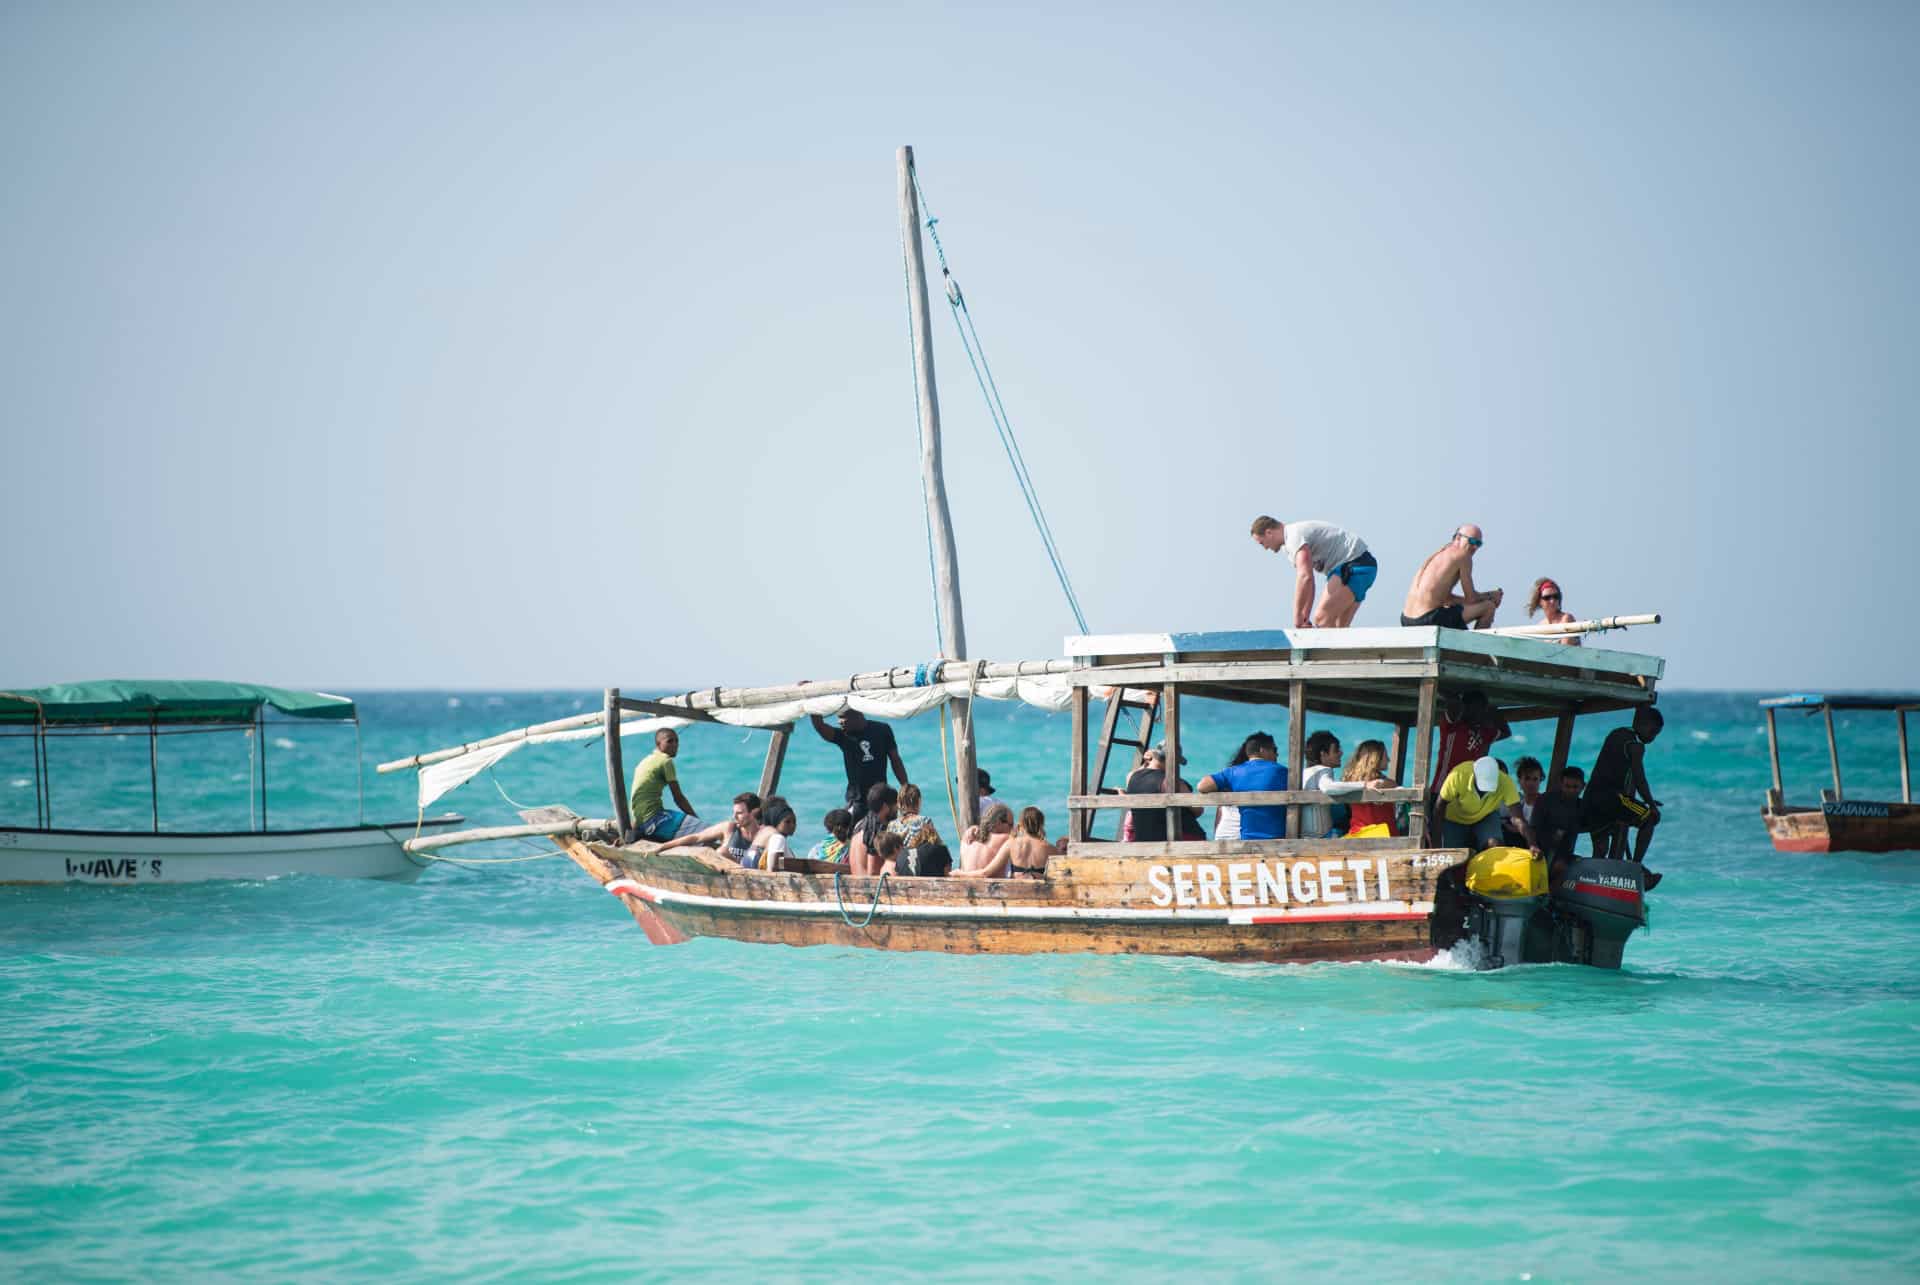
[2,690,1917,1279]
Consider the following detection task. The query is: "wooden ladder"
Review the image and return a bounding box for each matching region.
[1089,687,1161,800]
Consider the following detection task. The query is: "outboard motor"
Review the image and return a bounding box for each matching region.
[1457,847,1548,970]
[1548,858,1648,969]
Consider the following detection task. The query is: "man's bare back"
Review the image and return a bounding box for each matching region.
[1400,525,1502,629]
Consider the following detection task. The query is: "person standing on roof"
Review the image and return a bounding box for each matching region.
[808,708,909,822]
[1401,525,1502,629]
[1250,516,1377,628]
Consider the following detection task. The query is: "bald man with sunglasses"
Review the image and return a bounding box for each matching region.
[1401,525,1503,630]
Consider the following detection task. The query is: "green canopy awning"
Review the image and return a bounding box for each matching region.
[0,681,356,726]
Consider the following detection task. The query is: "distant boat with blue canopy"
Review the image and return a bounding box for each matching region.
[1760,693,1919,854]
[0,680,462,884]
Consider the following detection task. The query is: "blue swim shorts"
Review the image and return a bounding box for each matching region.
[633,809,688,841]
[1332,551,1378,603]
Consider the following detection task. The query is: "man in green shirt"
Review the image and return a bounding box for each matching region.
[629,728,698,842]
[1439,756,1536,853]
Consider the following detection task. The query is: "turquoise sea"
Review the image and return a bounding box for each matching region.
[3,690,1917,1280]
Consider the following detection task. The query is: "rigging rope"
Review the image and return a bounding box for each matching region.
[909,163,1090,635]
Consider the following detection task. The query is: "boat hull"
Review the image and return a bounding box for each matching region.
[0,817,464,884]
[1763,802,1920,854]
[567,839,1458,964]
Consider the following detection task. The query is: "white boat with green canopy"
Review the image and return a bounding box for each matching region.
[0,681,462,884]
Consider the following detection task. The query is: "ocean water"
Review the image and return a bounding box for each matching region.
[3,690,1917,1280]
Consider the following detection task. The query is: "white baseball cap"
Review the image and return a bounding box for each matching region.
[1473,756,1501,792]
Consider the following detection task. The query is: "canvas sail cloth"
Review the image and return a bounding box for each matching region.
[410,674,1071,809]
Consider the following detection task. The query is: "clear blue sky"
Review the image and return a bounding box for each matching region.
[3,2,1913,692]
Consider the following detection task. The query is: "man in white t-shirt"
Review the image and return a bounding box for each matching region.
[1250,515,1378,628]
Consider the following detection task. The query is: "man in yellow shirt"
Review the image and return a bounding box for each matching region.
[1439,756,1537,852]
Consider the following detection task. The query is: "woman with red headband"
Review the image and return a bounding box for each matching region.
[1527,578,1581,646]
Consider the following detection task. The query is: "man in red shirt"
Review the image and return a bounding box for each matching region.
[1426,689,1510,843]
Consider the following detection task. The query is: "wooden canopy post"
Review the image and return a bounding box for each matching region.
[149,715,160,833]
[1389,725,1407,785]
[899,144,978,834]
[758,724,792,801]
[605,688,633,843]
[1070,686,1090,842]
[1823,705,1843,801]
[1161,681,1181,844]
[1899,710,1911,805]
[1548,708,1576,785]
[1764,707,1783,801]
[1286,679,1306,839]
[1410,678,1437,842]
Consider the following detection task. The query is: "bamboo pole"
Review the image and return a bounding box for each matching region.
[1487,614,1660,638]
[899,144,977,834]
[405,818,615,854]
[1899,710,1911,805]
[1764,708,1783,801]
[1824,705,1843,801]
[605,689,632,842]
[376,658,1076,776]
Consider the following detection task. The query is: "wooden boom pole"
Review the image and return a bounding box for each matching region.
[898,145,978,833]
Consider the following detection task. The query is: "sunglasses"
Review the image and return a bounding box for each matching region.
[1541,593,1561,602]
[1454,531,1482,547]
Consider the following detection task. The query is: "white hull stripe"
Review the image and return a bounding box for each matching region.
[603,878,1432,925]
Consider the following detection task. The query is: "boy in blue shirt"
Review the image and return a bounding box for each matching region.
[1197,731,1290,839]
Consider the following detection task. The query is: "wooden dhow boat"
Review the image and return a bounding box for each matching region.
[0,681,462,884]
[391,626,1667,968]
[1760,693,1920,854]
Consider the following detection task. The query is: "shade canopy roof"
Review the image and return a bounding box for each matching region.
[1759,694,1920,712]
[0,681,356,727]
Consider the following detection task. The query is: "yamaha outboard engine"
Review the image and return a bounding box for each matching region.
[1547,858,1649,969]
[1432,847,1550,970]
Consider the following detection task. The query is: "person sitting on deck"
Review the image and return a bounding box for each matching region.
[1297,730,1346,838]
[628,727,700,842]
[954,807,1054,879]
[1527,578,1582,647]
[1426,689,1512,843]
[872,831,905,877]
[1534,765,1588,884]
[1439,757,1537,853]
[1342,739,1400,837]
[977,769,1003,815]
[1250,516,1378,628]
[1584,708,1666,887]
[888,783,942,855]
[960,803,1015,872]
[659,791,762,860]
[1197,731,1289,839]
[847,784,898,877]
[807,809,854,863]
[808,708,909,822]
[1401,525,1503,630]
[1212,736,1256,840]
[746,798,799,870]
[1507,756,1545,844]
[1125,744,1205,842]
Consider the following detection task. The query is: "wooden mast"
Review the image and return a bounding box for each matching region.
[898,145,978,833]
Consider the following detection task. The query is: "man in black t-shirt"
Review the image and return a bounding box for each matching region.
[809,708,910,822]
[1533,765,1587,884]
[1125,745,1206,842]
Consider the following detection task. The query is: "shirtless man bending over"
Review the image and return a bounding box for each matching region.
[1401,525,1502,630]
